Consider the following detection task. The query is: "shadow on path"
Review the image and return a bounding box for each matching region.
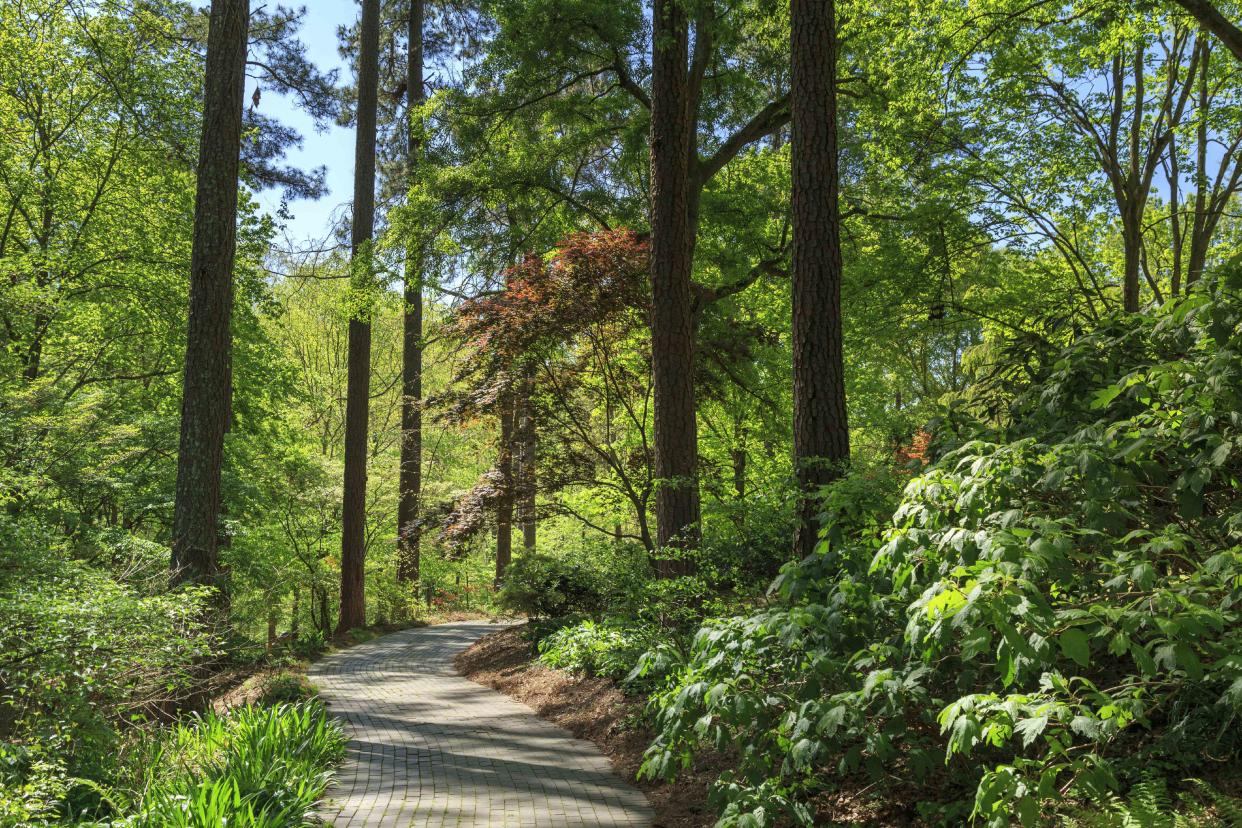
[312,620,653,827]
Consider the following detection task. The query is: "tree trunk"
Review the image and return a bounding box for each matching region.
[397,0,425,586]
[494,392,515,586]
[650,0,701,571]
[318,587,332,637]
[791,0,850,560]
[170,0,249,592]
[337,0,380,635]
[516,374,537,551]
[1122,44,1145,313]
[1170,131,1183,298]
[1189,35,1211,287]
[1121,203,1143,313]
[731,419,747,502]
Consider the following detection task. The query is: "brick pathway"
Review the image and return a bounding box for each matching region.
[311,621,654,827]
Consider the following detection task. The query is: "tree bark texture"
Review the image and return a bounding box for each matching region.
[650,0,701,569]
[337,0,380,634]
[397,0,425,585]
[791,0,850,560]
[171,0,249,591]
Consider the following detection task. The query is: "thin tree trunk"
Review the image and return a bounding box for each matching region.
[291,589,300,636]
[397,0,425,586]
[1122,204,1143,312]
[494,392,515,586]
[650,0,700,571]
[1170,129,1183,298]
[1189,35,1211,286]
[516,373,537,551]
[337,0,380,634]
[791,0,849,559]
[1123,44,1145,313]
[318,587,332,637]
[171,0,249,592]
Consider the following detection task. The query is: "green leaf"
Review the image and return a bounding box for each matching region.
[1091,384,1123,409]
[1016,794,1039,828]
[1131,643,1158,678]
[1015,715,1049,748]
[1174,642,1204,680]
[1059,629,1091,669]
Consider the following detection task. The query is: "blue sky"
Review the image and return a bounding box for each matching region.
[251,0,359,247]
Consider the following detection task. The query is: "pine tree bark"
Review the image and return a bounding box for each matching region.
[494,392,515,586]
[396,0,425,586]
[171,0,249,591]
[337,0,381,634]
[650,0,701,570]
[791,0,850,560]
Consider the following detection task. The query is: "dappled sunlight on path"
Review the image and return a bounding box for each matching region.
[312,621,653,827]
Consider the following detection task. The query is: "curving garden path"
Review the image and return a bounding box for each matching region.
[311,620,653,828]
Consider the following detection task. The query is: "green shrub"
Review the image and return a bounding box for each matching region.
[640,273,1242,827]
[537,620,658,684]
[254,672,316,706]
[498,548,628,618]
[284,630,326,660]
[0,547,215,788]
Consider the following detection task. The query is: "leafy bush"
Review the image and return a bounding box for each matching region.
[537,620,658,684]
[640,273,1242,827]
[0,546,215,785]
[254,672,316,706]
[498,552,605,618]
[284,630,326,660]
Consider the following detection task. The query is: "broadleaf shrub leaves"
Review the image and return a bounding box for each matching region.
[641,273,1242,825]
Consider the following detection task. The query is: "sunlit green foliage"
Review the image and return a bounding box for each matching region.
[641,272,1242,825]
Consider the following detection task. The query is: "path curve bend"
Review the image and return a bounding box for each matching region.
[311,620,653,828]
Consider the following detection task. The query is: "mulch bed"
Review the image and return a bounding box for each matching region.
[455,624,725,828]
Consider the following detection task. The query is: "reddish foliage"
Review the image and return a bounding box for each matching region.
[895,428,932,470]
[452,229,650,370]
[434,230,651,546]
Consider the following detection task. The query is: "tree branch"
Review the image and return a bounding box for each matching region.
[696,93,791,186]
[1170,0,1242,65]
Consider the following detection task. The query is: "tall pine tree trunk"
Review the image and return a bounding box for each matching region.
[791,0,849,560]
[337,0,380,634]
[650,0,700,570]
[171,0,249,591]
[397,0,425,586]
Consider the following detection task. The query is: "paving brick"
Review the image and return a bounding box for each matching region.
[312,621,654,828]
